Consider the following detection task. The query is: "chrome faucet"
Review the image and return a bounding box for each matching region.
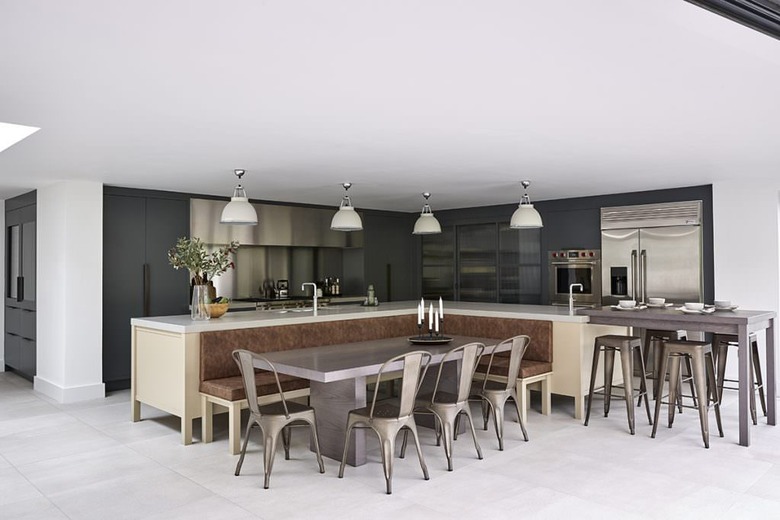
[569,283,584,315]
[302,282,318,316]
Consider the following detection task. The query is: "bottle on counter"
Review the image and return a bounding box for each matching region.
[367,284,375,305]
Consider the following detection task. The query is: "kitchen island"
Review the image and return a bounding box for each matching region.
[130,302,627,445]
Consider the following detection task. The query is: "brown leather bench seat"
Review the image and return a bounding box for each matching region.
[200,372,309,402]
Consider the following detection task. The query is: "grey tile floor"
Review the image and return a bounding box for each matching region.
[2,369,780,519]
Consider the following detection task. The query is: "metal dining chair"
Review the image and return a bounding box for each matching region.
[471,335,531,450]
[338,350,432,494]
[232,349,325,489]
[400,342,486,471]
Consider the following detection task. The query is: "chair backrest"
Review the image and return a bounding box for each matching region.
[481,335,530,392]
[369,350,432,419]
[430,342,486,404]
[232,349,290,418]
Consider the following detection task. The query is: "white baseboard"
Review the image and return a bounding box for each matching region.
[34,376,105,403]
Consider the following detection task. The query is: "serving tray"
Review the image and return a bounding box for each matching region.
[408,336,453,345]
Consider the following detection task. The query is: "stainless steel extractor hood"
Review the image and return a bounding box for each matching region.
[190,198,364,248]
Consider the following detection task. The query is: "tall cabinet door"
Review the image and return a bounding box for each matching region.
[145,198,189,316]
[102,192,189,391]
[457,224,497,302]
[103,195,146,388]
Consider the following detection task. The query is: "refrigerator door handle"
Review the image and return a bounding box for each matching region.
[640,249,647,304]
[630,250,638,300]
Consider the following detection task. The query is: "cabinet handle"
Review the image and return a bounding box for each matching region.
[143,264,150,316]
[16,276,23,302]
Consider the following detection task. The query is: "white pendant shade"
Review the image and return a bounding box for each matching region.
[510,180,543,229]
[412,193,441,234]
[331,183,363,231]
[220,170,258,225]
[330,205,363,231]
[413,213,442,234]
[510,204,543,228]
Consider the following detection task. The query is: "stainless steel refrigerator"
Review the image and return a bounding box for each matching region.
[601,201,703,306]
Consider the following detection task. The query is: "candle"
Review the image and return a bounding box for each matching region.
[439,297,444,320]
[435,312,439,333]
[417,302,422,326]
[429,303,434,332]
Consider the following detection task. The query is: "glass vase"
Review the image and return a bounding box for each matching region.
[191,284,211,320]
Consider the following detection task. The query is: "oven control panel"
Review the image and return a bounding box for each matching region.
[548,249,600,260]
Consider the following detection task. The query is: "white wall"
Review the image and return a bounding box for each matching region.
[712,180,780,380]
[35,180,104,402]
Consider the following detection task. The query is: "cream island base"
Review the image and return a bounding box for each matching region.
[130,302,627,446]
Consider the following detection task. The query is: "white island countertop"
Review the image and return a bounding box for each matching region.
[130,301,590,334]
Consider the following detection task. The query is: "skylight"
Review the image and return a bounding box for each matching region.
[0,122,40,153]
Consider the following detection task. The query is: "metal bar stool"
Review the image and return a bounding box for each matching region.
[584,335,652,435]
[651,340,723,448]
[643,329,697,409]
[712,333,766,425]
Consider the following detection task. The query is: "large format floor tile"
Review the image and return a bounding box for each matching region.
[2,370,780,519]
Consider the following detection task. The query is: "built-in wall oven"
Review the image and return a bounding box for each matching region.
[548,249,601,306]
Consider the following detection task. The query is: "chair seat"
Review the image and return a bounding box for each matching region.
[477,357,552,379]
[200,372,309,401]
[349,401,401,420]
[258,400,314,417]
[417,390,459,405]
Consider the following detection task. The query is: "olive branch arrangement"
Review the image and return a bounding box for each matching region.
[167,237,239,285]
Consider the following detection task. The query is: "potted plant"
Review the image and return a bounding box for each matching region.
[168,237,239,319]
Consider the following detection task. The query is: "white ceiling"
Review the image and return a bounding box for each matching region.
[1,0,779,212]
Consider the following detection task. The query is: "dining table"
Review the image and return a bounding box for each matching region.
[580,305,776,447]
[258,334,497,466]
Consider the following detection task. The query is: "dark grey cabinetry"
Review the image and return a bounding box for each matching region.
[421,222,541,304]
[4,191,36,379]
[362,212,417,302]
[103,189,189,391]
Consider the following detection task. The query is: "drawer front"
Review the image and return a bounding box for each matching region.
[5,307,21,335]
[21,309,36,340]
[4,333,21,369]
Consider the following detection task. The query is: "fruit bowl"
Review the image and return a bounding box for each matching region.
[208,303,229,318]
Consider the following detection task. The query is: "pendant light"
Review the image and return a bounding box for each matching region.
[412,192,442,235]
[220,169,258,225]
[510,180,543,229]
[330,182,363,231]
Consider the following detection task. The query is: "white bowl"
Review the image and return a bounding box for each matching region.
[618,300,637,308]
[714,300,732,309]
[648,297,665,305]
[684,302,704,311]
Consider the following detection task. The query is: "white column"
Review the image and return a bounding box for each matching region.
[35,180,104,402]
[712,180,780,380]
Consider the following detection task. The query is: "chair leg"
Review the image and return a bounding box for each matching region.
[490,398,505,451]
[684,355,698,408]
[338,420,355,478]
[584,342,601,426]
[706,352,724,439]
[235,420,255,476]
[715,341,728,404]
[510,390,529,441]
[481,398,490,430]
[399,428,409,459]
[281,426,291,461]
[379,430,396,494]
[263,427,280,489]
[619,345,636,435]
[690,349,710,448]
[752,338,767,416]
[637,344,653,425]
[461,406,483,461]
[668,355,682,428]
[405,421,430,482]
[603,347,616,417]
[652,347,670,439]
[306,416,326,474]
